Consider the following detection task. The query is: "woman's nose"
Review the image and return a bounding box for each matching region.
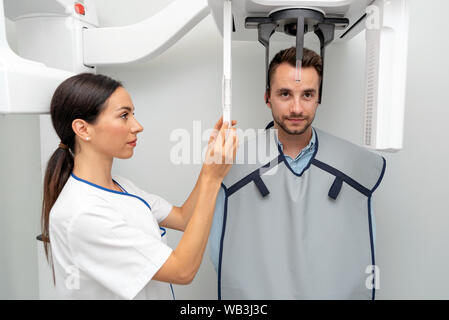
[132,119,144,133]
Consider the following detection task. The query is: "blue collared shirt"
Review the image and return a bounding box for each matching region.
[207,127,375,272]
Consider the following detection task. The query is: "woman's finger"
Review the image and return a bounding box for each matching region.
[221,121,229,146]
[212,121,228,163]
[208,128,219,146]
[214,116,223,131]
[208,118,236,151]
[224,127,237,164]
[208,117,222,144]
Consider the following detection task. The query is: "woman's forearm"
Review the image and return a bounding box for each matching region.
[153,173,222,284]
[172,174,221,282]
[178,168,207,230]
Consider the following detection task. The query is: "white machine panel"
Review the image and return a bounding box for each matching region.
[363,0,409,151]
[208,0,373,41]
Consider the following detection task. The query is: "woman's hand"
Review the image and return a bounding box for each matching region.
[202,117,238,182]
[153,118,238,285]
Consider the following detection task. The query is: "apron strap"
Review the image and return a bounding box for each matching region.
[253,175,270,197]
[328,176,343,200]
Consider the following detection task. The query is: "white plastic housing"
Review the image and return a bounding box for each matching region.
[0,0,96,114]
[363,0,409,151]
[1,0,210,114]
[0,49,73,114]
[222,0,232,124]
[83,0,210,66]
[13,15,96,74]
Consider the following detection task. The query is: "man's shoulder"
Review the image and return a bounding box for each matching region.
[313,127,386,191]
[313,127,382,160]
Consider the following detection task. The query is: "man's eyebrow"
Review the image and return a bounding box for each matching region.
[116,106,134,112]
[303,88,317,93]
[275,88,316,93]
[275,88,292,92]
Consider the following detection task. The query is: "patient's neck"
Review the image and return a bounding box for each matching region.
[275,124,312,159]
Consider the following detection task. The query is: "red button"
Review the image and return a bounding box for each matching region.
[74,3,85,15]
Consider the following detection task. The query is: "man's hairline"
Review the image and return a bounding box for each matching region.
[267,63,322,94]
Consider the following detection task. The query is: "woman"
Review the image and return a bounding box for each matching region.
[41,73,237,299]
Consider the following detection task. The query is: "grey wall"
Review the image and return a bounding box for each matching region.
[0,115,41,299]
[1,0,448,299]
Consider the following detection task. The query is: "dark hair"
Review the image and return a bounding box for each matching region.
[266,47,323,93]
[41,73,122,281]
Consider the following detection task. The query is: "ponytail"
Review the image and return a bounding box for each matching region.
[41,145,74,277]
[40,73,122,284]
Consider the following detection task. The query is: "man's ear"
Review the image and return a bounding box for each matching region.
[264,91,271,108]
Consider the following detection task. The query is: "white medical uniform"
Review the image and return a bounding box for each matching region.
[49,172,174,300]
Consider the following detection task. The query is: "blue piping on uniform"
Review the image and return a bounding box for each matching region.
[70,172,152,211]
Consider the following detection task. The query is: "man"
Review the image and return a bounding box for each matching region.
[208,47,386,299]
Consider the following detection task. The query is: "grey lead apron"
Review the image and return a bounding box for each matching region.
[219,123,386,300]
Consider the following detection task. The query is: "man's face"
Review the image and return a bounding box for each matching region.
[265,63,320,136]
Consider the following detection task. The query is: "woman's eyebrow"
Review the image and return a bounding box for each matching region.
[116,106,134,112]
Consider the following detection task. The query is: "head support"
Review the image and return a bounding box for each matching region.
[245,8,349,103]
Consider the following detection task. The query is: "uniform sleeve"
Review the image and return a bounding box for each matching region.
[67,205,172,300]
[113,175,173,223]
[137,191,173,223]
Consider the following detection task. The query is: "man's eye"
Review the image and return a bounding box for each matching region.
[280,91,290,97]
[121,113,128,119]
[303,92,314,100]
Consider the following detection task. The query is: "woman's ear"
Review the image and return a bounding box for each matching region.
[72,119,91,141]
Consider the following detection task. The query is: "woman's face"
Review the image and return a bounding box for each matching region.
[89,87,144,159]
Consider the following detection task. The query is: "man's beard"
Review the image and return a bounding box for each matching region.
[272,111,314,136]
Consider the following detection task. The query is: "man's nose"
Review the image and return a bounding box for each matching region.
[290,95,304,115]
